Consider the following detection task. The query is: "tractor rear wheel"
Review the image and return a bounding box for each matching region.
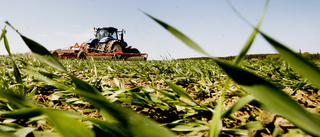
[110,42,122,53]
[125,47,140,53]
[104,41,123,59]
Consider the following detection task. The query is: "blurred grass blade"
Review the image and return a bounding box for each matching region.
[4,108,94,137]
[67,75,176,136]
[23,70,68,90]
[13,127,35,137]
[234,121,264,131]
[5,22,67,72]
[153,88,177,100]
[0,27,6,42]
[209,97,223,137]
[2,27,12,57]
[1,28,24,95]
[12,62,24,96]
[221,95,255,118]
[69,75,101,95]
[44,109,95,137]
[215,59,320,136]
[32,131,59,137]
[27,87,38,99]
[143,12,211,57]
[19,35,67,72]
[233,0,269,65]
[76,91,177,137]
[2,108,42,119]
[260,32,320,88]
[165,81,200,106]
[85,118,133,137]
[0,90,36,108]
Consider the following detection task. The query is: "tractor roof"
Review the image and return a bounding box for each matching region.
[95,27,118,30]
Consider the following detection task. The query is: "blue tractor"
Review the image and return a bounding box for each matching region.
[53,27,147,60]
[78,27,146,60]
[81,27,140,53]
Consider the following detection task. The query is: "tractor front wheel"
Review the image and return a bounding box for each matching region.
[77,51,87,59]
[81,42,92,53]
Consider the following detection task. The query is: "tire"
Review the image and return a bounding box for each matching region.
[77,50,87,59]
[110,42,122,53]
[105,40,123,59]
[81,42,91,53]
[128,48,140,53]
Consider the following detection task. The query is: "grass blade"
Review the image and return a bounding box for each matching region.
[76,91,177,137]
[13,127,35,137]
[221,95,255,118]
[12,62,24,96]
[19,35,67,72]
[0,90,36,108]
[1,28,24,95]
[143,12,211,57]
[70,75,101,95]
[233,0,269,65]
[27,87,38,99]
[215,59,320,136]
[2,108,42,119]
[165,81,200,106]
[260,32,320,88]
[85,118,133,137]
[209,97,223,137]
[5,22,67,72]
[44,109,95,137]
[2,27,12,57]
[153,88,177,100]
[3,108,94,137]
[60,75,176,136]
[0,27,6,42]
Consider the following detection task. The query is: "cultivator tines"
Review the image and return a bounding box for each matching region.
[52,43,147,61]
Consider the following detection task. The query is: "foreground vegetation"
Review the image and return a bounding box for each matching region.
[1,55,319,136]
[1,1,320,136]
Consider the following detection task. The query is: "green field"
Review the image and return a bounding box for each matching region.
[0,55,319,136]
[1,5,320,136]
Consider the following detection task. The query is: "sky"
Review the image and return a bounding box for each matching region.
[0,0,319,60]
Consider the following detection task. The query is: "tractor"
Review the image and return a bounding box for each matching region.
[52,27,147,60]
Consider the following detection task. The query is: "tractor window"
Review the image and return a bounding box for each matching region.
[96,29,118,40]
[108,30,118,40]
[96,29,108,39]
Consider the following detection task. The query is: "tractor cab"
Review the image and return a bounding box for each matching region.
[94,27,118,40]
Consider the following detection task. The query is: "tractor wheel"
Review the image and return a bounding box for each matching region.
[77,51,87,59]
[110,42,123,53]
[106,41,123,59]
[127,48,140,53]
[81,42,91,53]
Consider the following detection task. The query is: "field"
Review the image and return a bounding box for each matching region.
[0,55,319,136]
[1,4,320,136]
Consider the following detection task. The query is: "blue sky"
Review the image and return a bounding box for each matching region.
[1,0,319,60]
